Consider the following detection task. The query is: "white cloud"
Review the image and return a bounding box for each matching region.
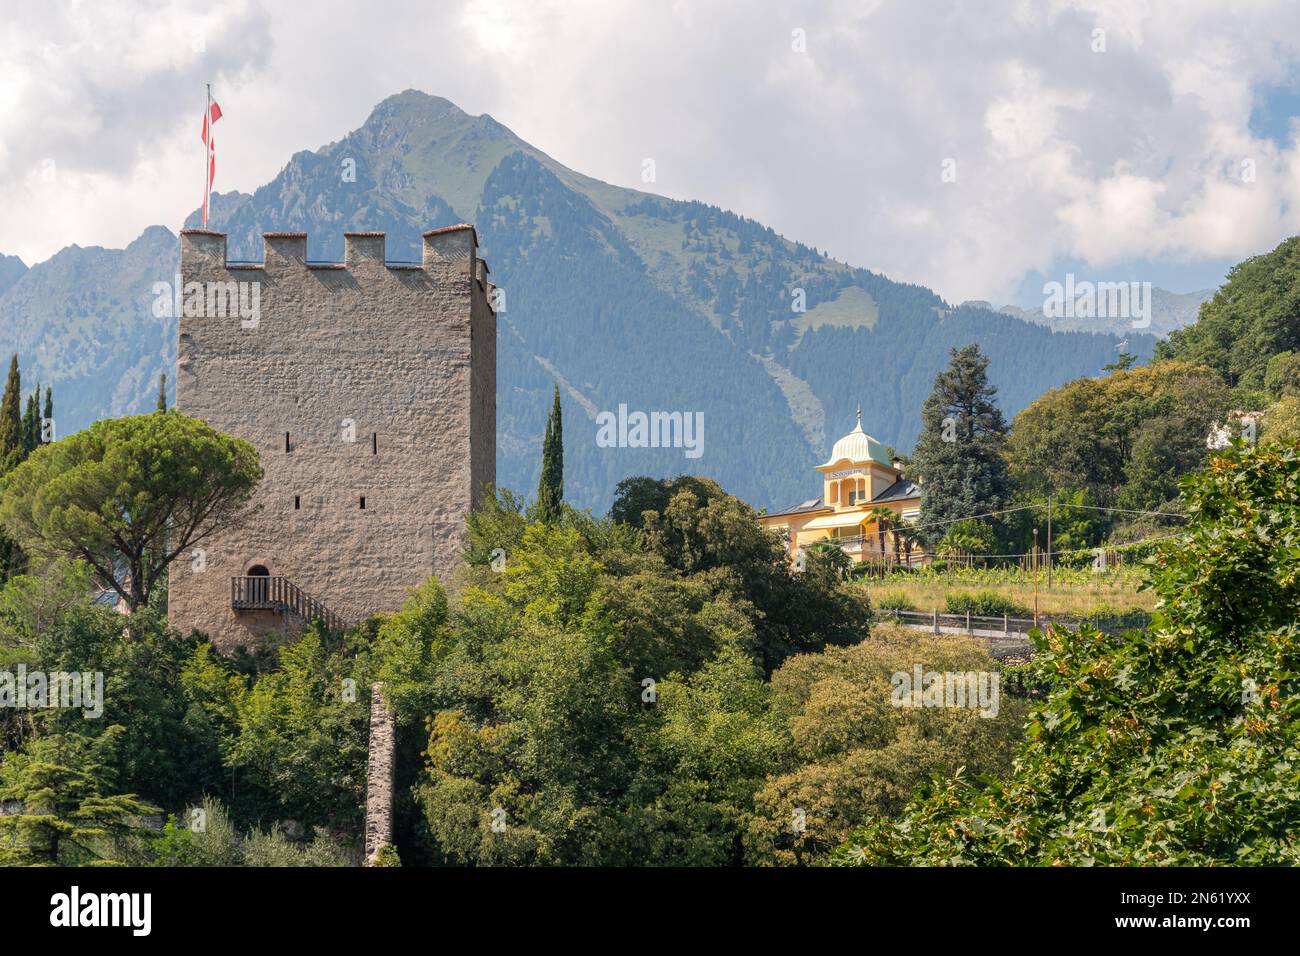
[1,0,1299,304]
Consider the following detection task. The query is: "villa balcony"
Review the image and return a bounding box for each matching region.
[797,535,927,568]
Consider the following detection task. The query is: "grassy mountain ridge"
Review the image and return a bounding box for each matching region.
[0,90,1156,511]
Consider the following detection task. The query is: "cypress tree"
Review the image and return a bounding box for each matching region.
[0,355,24,580]
[43,385,52,440]
[157,372,167,412]
[0,355,21,471]
[22,389,38,454]
[909,344,1010,541]
[536,385,564,522]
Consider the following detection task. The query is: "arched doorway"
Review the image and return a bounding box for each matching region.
[247,564,270,604]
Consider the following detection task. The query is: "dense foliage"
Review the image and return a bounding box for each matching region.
[0,472,1024,867]
[1156,235,1300,401]
[1005,360,1231,514]
[836,440,1300,865]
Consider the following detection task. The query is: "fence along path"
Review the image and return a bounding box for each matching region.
[874,608,1137,658]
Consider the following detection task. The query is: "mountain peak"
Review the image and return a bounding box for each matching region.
[369,89,472,120]
[0,254,28,298]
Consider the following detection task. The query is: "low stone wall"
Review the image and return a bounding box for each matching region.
[363,682,396,865]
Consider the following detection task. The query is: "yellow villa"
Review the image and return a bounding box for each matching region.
[760,407,925,568]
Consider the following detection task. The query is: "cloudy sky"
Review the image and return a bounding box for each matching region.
[2,0,1299,304]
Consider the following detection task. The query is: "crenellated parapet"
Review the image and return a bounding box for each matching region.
[178,225,493,304]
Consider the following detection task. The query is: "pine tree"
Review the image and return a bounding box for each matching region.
[157,372,167,412]
[0,730,158,866]
[909,344,1009,542]
[536,385,564,522]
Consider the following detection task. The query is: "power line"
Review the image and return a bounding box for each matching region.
[890,500,1184,540]
[1045,503,1188,519]
[896,504,1037,536]
[914,531,1188,561]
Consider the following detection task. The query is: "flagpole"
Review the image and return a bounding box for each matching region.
[203,83,211,226]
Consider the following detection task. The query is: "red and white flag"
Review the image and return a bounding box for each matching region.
[200,96,223,226]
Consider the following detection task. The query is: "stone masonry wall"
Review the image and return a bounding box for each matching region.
[168,226,496,650]
[364,682,396,864]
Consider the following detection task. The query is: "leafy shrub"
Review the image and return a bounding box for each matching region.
[372,844,402,867]
[241,827,350,867]
[1078,606,1152,633]
[872,590,916,613]
[944,590,1031,618]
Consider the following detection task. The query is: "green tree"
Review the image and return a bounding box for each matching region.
[863,505,902,565]
[1006,360,1230,510]
[462,485,528,567]
[1264,351,1300,399]
[419,525,637,865]
[622,476,871,670]
[156,372,167,412]
[536,385,564,522]
[837,441,1300,865]
[1157,234,1300,394]
[909,345,1009,539]
[935,518,995,565]
[418,517,794,865]
[1262,395,1300,446]
[0,728,158,866]
[0,355,21,472]
[747,625,1024,865]
[1103,351,1138,373]
[0,412,262,611]
[372,577,454,724]
[229,627,372,830]
[631,644,786,865]
[0,356,24,583]
[22,388,39,455]
[153,795,241,866]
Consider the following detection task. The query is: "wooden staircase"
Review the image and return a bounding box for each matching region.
[231,575,348,632]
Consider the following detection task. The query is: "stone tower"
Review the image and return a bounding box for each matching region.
[169,225,496,650]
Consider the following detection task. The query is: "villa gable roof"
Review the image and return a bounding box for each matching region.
[870,478,920,504]
[761,497,828,519]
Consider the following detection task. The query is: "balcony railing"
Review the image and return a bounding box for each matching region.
[231,575,347,633]
[798,536,928,567]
